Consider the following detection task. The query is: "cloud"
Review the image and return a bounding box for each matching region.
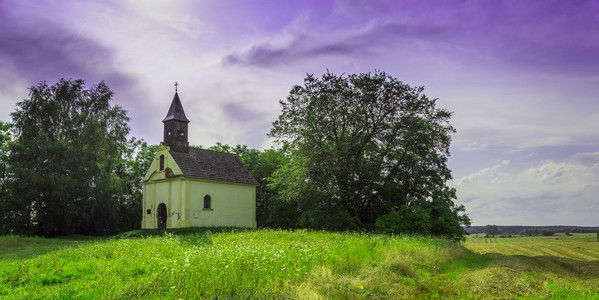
[518,153,599,186]
[0,0,134,101]
[454,160,509,186]
[221,15,447,67]
[0,1,139,126]
[569,151,599,166]
[221,32,371,67]
[455,152,599,226]
[223,0,599,76]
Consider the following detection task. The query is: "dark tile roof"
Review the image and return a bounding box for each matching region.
[162,92,190,123]
[169,148,258,185]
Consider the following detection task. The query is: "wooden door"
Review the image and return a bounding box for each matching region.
[157,203,167,230]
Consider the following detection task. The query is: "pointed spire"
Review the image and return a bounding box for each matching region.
[162,92,190,123]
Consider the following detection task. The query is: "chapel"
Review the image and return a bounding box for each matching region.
[141,89,258,230]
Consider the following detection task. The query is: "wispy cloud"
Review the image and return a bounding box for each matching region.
[454,160,510,186]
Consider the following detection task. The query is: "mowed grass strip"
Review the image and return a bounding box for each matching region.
[465,234,599,261]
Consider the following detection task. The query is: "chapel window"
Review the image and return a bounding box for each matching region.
[160,155,165,171]
[204,195,211,209]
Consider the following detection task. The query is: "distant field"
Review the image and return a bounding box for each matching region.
[465,234,599,261]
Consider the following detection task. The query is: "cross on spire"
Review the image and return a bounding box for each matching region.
[174,81,178,92]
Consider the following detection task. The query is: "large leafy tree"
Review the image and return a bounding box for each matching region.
[269,71,470,239]
[7,79,130,236]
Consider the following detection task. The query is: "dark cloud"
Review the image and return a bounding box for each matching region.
[222,22,445,67]
[223,0,599,76]
[0,1,133,90]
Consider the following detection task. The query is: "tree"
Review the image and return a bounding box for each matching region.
[6,79,130,236]
[269,71,470,240]
[0,121,14,234]
[0,121,12,190]
[485,225,501,237]
[114,138,157,232]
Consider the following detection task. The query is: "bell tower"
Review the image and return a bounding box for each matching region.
[162,83,190,153]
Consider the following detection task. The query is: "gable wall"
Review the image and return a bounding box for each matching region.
[143,145,183,181]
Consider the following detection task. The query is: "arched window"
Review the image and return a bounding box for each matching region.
[204,195,211,209]
[159,155,165,171]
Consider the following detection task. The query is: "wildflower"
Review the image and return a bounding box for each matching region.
[359,284,364,290]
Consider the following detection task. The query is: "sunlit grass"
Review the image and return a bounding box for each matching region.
[1,229,598,299]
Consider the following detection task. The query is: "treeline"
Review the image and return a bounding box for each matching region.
[466,225,599,235]
[1,72,471,240]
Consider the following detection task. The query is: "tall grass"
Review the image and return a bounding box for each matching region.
[0,235,101,260]
[1,229,598,299]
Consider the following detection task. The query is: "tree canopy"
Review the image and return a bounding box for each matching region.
[268,71,470,240]
[3,79,134,236]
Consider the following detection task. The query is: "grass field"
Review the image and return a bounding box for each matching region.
[1,229,598,299]
[466,233,599,260]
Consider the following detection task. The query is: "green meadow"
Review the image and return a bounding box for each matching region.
[1,229,598,299]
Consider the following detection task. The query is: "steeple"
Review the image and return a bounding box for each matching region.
[163,90,190,153]
[162,92,190,123]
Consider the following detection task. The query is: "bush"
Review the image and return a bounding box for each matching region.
[540,229,555,236]
[299,209,361,231]
[375,206,431,235]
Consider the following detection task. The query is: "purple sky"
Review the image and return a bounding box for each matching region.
[1,0,598,226]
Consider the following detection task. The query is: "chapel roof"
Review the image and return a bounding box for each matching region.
[162,92,190,123]
[169,148,258,185]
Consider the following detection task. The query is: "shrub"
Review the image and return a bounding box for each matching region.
[540,229,555,236]
[299,209,361,231]
[375,206,431,235]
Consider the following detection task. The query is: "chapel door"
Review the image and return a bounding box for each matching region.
[157,203,167,230]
